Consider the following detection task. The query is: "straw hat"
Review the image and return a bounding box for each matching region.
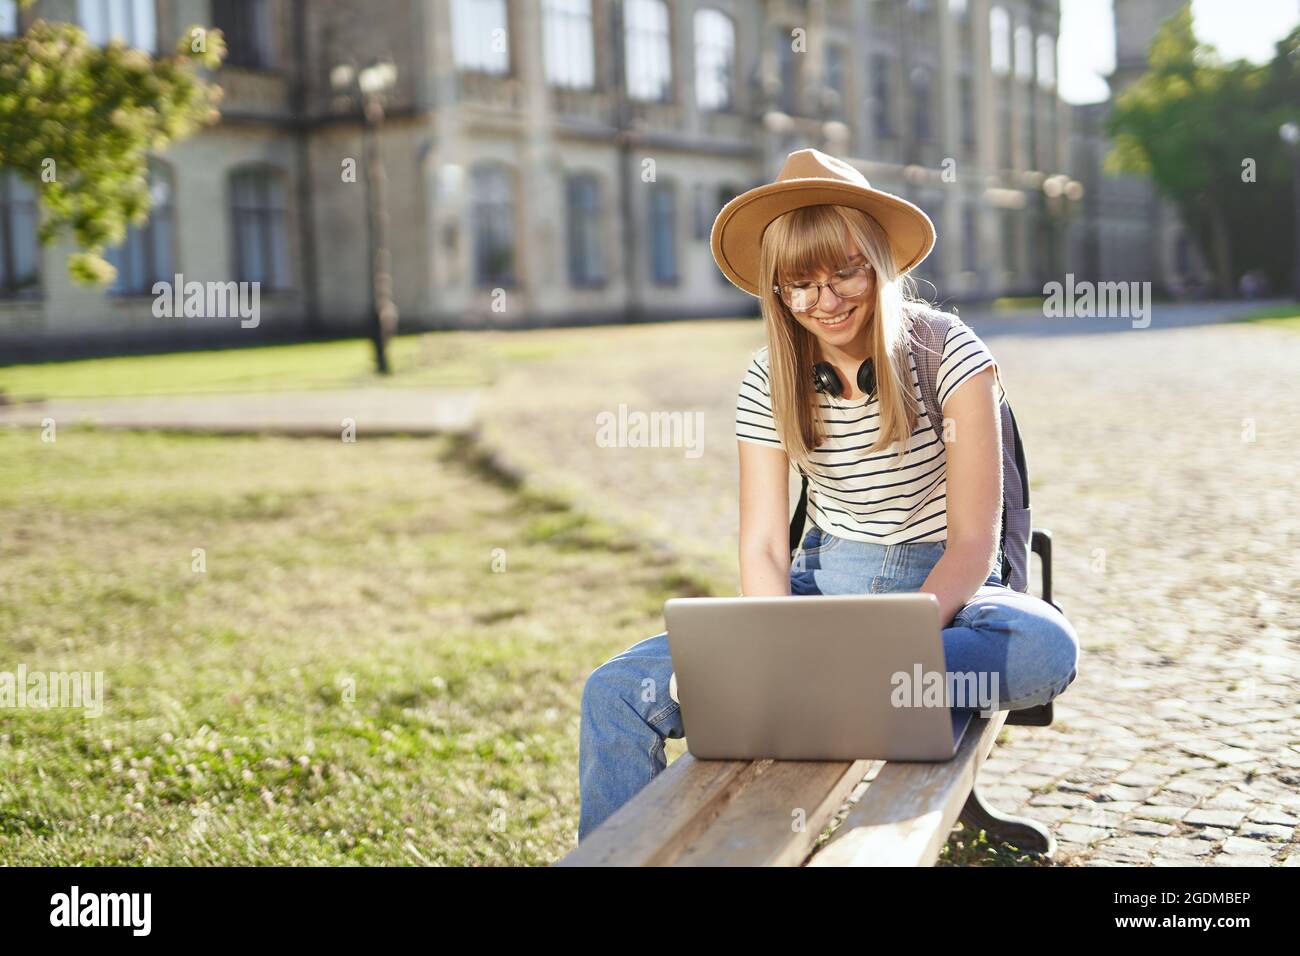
[710,148,935,298]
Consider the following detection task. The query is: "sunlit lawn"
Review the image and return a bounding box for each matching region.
[1238,303,1300,331]
[0,326,674,400]
[0,428,716,865]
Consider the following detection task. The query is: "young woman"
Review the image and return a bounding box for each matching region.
[577,149,1079,842]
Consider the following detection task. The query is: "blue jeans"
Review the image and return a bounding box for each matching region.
[577,526,1081,842]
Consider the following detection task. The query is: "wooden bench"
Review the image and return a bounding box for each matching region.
[560,704,1053,867]
[559,531,1062,867]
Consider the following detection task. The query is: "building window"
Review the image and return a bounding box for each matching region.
[649,181,677,284]
[77,0,156,51]
[925,206,941,279]
[911,67,932,142]
[962,205,978,272]
[625,0,672,102]
[1036,33,1056,90]
[0,171,40,298]
[230,166,290,290]
[451,0,510,75]
[694,8,735,112]
[872,54,892,138]
[824,44,846,118]
[566,173,604,287]
[543,0,594,89]
[211,0,274,69]
[989,6,1010,77]
[470,162,516,287]
[715,184,740,283]
[959,76,976,147]
[776,28,799,114]
[691,183,709,240]
[1001,209,1018,277]
[999,99,1012,168]
[1014,24,1033,82]
[0,1,17,37]
[107,162,174,295]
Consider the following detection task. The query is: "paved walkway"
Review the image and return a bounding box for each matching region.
[0,388,480,436]
[472,303,1300,866]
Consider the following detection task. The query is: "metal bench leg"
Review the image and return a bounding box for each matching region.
[958,785,1056,859]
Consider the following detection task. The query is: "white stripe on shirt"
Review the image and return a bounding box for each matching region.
[734,318,1006,544]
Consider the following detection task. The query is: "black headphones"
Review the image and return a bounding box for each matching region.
[812,358,876,400]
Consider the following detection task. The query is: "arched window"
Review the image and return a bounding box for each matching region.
[1036,34,1056,90]
[566,173,604,286]
[230,166,291,289]
[0,1,18,37]
[911,66,932,142]
[0,170,39,297]
[108,161,175,295]
[625,0,672,102]
[470,162,516,287]
[989,6,1010,77]
[543,0,594,89]
[694,8,735,111]
[648,180,677,284]
[212,0,275,69]
[1014,24,1033,82]
[872,54,893,138]
[77,0,156,51]
[452,0,510,75]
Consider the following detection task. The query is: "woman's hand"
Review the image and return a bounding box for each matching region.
[738,440,794,596]
[919,365,1004,625]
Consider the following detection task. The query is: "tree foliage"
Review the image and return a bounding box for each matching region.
[0,15,224,284]
[1107,8,1300,294]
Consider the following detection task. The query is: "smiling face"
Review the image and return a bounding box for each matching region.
[779,235,878,353]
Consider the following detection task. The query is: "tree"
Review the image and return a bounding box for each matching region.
[0,13,224,285]
[1106,8,1299,297]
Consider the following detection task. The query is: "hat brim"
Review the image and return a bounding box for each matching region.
[710,178,936,298]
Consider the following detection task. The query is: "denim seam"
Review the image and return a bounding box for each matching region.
[648,700,680,727]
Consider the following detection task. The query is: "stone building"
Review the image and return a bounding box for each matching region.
[1066,0,1208,295]
[0,0,1180,356]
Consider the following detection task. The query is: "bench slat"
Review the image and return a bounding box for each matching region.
[557,754,759,866]
[806,711,1008,867]
[672,758,880,867]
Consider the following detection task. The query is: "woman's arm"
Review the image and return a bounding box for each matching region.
[919,366,1003,626]
[738,440,795,596]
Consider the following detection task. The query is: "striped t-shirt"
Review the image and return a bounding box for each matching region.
[735,316,1007,545]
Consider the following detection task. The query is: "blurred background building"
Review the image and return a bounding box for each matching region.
[0,0,1207,355]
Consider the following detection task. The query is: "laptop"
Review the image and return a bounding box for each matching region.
[664,594,974,762]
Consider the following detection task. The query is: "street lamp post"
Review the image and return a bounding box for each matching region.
[1281,121,1300,302]
[332,60,399,374]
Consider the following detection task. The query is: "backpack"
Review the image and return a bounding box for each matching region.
[788,306,1034,594]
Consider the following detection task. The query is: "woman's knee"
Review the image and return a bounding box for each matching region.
[581,633,675,716]
[963,595,1078,708]
[1008,603,1080,706]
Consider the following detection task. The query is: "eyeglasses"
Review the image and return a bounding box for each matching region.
[773,264,873,312]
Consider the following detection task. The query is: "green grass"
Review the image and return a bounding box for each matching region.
[991,296,1046,312]
[0,331,575,400]
[1236,304,1300,331]
[0,427,717,865]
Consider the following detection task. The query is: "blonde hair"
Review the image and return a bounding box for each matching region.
[758,204,929,472]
